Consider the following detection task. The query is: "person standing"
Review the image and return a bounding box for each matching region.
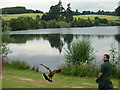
[97,54,113,90]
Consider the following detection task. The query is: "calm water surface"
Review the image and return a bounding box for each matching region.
[8,26,120,72]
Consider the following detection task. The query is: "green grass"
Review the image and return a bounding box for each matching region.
[74,15,120,21]
[1,13,120,21]
[2,67,118,88]
[1,13,43,21]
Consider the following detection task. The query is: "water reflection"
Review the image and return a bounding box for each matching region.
[8,34,119,71]
[9,34,116,52]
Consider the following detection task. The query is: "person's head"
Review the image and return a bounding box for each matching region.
[103,54,110,61]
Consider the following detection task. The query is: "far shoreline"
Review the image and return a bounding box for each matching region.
[8,26,119,35]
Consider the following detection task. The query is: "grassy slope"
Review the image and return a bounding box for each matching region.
[2,67,118,88]
[1,13,120,21]
[74,15,119,21]
[1,13,43,21]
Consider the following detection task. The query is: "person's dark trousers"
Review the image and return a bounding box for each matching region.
[98,80,110,90]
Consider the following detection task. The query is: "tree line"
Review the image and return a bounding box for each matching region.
[1,5,120,16]
[1,6,43,14]
[2,15,120,31]
[73,10,116,16]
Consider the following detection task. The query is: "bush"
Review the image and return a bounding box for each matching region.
[57,21,70,28]
[60,62,99,77]
[40,20,47,28]
[47,20,60,28]
[9,16,40,30]
[111,64,120,78]
[5,60,30,70]
[65,40,95,65]
[60,40,97,77]
[94,17,108,26]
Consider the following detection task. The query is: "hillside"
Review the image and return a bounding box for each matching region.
[74,15,119,21]
[1,13,119,21]
[1,6,43,14]
[1,13,43,21]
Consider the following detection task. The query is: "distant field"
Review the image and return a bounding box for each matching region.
[74,15,120,21]
[1,13,120,21]
[1,13,43,21]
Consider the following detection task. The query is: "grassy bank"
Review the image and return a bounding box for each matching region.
[74,15,120,21]
[1,13,119,21]
[2,67,118,88]
[1,13,43,21]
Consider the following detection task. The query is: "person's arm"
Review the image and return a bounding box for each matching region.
[98,64,104,78]
[98,72,103,78]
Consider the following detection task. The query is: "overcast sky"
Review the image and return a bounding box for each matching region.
[0,0,120,12]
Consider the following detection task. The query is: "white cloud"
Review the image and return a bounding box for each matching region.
[0,0,119,12]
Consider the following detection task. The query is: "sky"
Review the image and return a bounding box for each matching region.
[0,0,120,12]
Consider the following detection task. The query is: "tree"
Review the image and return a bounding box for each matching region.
[101,18,108,24]
[9,16,38,30]
[65,3,73,23]
[49,5,61,18]
[94,17,100,26]
[87,17,93,26]
[65,40,95,65]
[94,19,100,26]
[41,14,57,21]
[48,0,65,20]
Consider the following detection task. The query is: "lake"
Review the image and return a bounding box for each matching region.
[8,26,120,72]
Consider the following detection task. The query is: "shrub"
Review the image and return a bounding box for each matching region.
[111,64,119,78]
[60,40,97,77]
[9,16,40,30]
[40,20,47,28]
[47,20,60,28]
[60,62,99,77]
[57,21,70,28]
[65,40,95,65]
[5,60,30,70]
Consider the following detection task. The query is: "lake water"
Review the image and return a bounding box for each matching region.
[8,26,120,72]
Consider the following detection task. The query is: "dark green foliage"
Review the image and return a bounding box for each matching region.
[49,5,61,18]
[65,40,95,65]
[73,10,115,16]
[46,20,60,28]
[60,62,99,77]
[65,3,73,23]
[9,16,40,30]
[71,18,93,27]
[41,14,57,21]
[1,43,12,58]
[57,21,70,28]
[111,64,119,78]
[49,1,65,19]
[40,20,47,28]
[1,6,43,14]
[107,22,118,26]
[5,60,30,70]
[42,1,64,21]
[94,17,108,26]
[94,19,100,26]
[100,18,108,24]
[115,6,120,16]
[2,19,11,32]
